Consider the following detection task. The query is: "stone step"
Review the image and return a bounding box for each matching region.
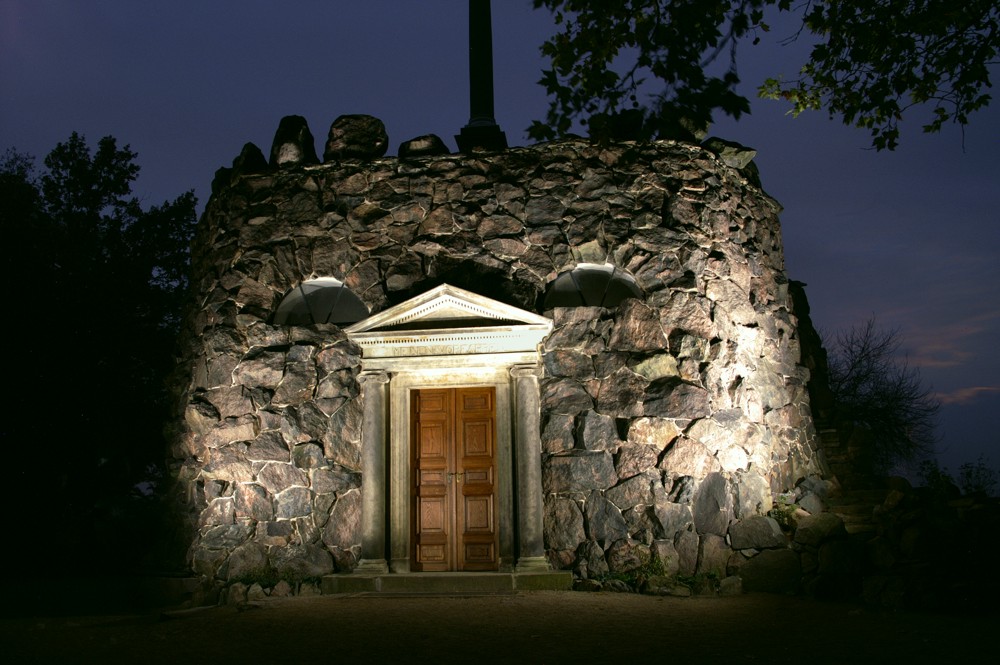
[861,488,892,500]
[822,450,850,459]
[843,522,878,535]
[818,431,841,444]
[837,510,875,523]
[829,503,876,516]
[321,571,574,595]
[829,489,890,506]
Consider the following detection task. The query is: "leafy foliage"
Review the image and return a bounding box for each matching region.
[917,455,998,497]
[760,0,999,150]
[916,458,961,498]
[531,0,999,148]
[1,134,196,573]
[827,319,938,474]
[530,0,767,141]
[957,456,999,496]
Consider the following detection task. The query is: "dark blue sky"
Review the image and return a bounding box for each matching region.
[2,1,997,477]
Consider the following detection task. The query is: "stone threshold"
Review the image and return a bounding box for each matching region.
[321,571,573,595]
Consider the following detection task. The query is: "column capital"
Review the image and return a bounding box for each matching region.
[510,364,541,380]
[358,370,391,387]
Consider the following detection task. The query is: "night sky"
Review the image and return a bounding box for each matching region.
[2,1,997,478]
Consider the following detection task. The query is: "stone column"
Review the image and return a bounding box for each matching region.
[355,371,390,574]
[511,365,550,571]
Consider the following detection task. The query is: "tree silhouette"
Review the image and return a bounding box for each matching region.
[1,135,196,574]
[531,0,998,148]
[827,318,939,475]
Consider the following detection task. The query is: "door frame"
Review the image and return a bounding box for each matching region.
[391,367,514,572]
[345,284,553,575]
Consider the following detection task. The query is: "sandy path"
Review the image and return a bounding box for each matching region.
[3,591,990,664]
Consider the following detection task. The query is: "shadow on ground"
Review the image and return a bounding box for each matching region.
[3,591,994,664]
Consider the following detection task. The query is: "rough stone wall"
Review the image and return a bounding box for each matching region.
[170,136,823,582]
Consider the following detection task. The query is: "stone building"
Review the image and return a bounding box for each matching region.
[169,115,825,589]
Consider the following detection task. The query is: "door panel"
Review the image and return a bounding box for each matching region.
[412,387,498,571]
[456,387,497,570]
[413,391,451,570]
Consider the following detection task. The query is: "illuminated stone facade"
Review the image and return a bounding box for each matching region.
[170,124,825,588]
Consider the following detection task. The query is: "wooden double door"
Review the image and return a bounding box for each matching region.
[411,387,499,571]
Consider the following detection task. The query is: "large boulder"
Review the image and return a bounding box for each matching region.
[543,451,618,493]
[605,538,652,574]
[212,142,268,193]
[643,378,710,418]
[324,114,389,161]
[696,533,731,578]
[270,115,319,168]
[675,530,699,576]
[269,544,334,580]
[541,378,594,415]
[607,300,670,352]
[257,462,309,494]
[274,486,312,519]
[606,473,657,511]
[729,516,787,550]
[794,512,847,547]
[398,134,450,158]
[650,539,681,576]
[585,491,630,545]
[596,367,648,417]
[576,410,621,452]
[234,483,274,522]
[734,472,773,519]
[544,496,585,551]
[614,442,659,480]
[692,472,734,536]
[702,136,757,169]
[541,413,575,454]
[322,490,361,550]
[246,431,291,463]
[544,349,596,379]
[575,540,609,578]
[627,417,681,451]
[310,466,360,494]
[225,541,269,581]
[653,491,693,540]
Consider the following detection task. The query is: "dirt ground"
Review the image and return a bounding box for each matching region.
[2,591,993,664]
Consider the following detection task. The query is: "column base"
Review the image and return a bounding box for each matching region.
[515,556,551,573]
[354,558,389,575]
[455,123,508,153]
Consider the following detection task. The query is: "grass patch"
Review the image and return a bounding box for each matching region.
[229,567,322,589]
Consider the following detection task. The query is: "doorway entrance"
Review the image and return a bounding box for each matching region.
[411,387,498,571]
[345,284,554,574]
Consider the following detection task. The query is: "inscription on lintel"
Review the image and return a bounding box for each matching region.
[356,329,551,359]
[394,343,503,356]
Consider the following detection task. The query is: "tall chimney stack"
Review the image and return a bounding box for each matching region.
[456,0,508,152]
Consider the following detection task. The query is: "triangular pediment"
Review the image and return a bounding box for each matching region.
[345,284,551,333]
[345,284,552,362]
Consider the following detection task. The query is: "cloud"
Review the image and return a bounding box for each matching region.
[907,341,974,369]
[935,386,1000,405]
[890,307,1000,370]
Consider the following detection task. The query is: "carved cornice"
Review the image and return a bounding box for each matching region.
[346,284,552,361]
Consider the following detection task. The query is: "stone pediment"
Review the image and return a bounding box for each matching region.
[345,284,552,360]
